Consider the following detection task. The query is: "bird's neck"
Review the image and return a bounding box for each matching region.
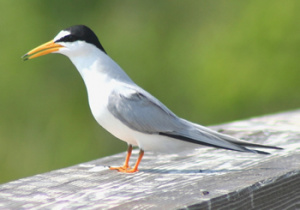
[66,49,135,117]
[68,50,133,84]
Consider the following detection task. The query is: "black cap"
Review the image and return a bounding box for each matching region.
[55,25,107,54]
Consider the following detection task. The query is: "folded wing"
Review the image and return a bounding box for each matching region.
[108,87,282,154]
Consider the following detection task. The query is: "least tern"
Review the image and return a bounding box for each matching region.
[23,25,282,173]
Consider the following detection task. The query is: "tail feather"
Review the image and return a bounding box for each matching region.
[245,148,270,155]
[175,119,283,153]
[159,124,282,155]
[231,141,282,150]
[213,131,283,151]
[159,132,275,155]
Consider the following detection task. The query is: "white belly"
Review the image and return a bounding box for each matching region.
[82,70,137,146]
[92,105,139,146]
[81,68,198,153]
[91,103,199,153]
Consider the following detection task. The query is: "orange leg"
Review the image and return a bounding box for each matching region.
[123,149,144,173]
[110,144,132,171]
[110,148,144,173]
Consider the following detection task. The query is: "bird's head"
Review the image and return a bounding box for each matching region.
[22,25,106,61]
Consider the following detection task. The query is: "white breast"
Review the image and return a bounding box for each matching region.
[79,62,138,146]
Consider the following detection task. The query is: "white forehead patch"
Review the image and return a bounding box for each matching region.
[54,30,71,42]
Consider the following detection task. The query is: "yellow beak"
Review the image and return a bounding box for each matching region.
[22,40,64,61]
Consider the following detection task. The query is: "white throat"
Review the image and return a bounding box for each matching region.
[58,43,134,121]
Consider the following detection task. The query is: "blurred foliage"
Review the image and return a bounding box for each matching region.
[0,1,299,183]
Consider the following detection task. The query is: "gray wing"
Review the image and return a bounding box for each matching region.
[108,87,182,134]
[108,87,281,154]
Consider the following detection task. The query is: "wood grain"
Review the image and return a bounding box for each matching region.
[0,110,299,209]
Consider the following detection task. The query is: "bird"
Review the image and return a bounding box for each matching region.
[22,25,282,173]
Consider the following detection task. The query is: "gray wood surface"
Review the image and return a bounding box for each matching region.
[0,110,300,209]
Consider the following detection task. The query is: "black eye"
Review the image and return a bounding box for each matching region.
[57,35,77,43]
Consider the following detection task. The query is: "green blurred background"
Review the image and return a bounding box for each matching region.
[0,1,299,184]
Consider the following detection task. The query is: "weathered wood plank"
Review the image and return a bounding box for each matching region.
[0,110,299,209]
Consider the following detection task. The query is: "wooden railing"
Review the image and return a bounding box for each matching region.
[0,110,299,209]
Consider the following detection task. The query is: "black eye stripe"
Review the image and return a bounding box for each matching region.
[56,35,77,43]
[53,25,107,54]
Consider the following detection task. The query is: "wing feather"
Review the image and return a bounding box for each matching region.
[108,87,181,134]
[107,86,282,154]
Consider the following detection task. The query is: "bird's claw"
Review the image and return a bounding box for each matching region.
[109,166,138,173]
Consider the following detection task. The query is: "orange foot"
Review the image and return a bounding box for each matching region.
[109,165,130,171]
[110,166,138,173]
[110,149,144,174]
